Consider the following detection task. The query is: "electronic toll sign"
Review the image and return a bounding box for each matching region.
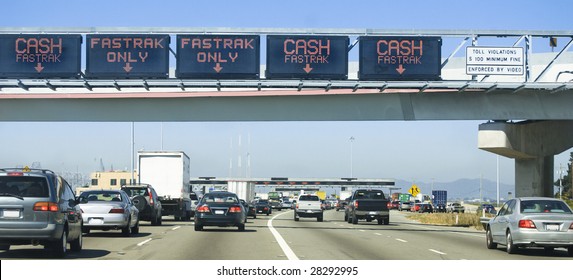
[359,36,442,80]
[266,35,348,79]
[0,34,82,78]
[86,34,170,79]
[176,35,259,79]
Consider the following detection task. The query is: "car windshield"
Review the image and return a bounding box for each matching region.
[299,195,319,201]
[202,193,238,203]
[520,200,572,214]
[257,200,269,205]
[80,191,123,202]
[0,176,49,198]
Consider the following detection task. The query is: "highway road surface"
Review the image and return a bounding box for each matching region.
[1,209,571,260]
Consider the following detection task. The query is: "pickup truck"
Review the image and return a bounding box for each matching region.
[294,194,324,222]
[345,189,390,225]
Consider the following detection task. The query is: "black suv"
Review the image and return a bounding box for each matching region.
[0,168,83,258]
[121,184,162,225]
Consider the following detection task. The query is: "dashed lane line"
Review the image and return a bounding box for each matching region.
[171,226,181,231]
[395,238,408,243]
[137,238,153,247]
[429,249,447,255]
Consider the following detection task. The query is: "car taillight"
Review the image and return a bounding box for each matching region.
[7,172,24,176]
[109,208,125,214]
[518,219,536,229]
[33,202,59,212]
[197,205,210,213]
[569,223,573,230]
[264,207,269,211]
[354,201,359,208]
[229,206,242,213]
[148,189,154,206]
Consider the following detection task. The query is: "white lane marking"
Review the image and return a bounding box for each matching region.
[396,238,408,243]
[268,211,299,260]
[172,226,181,230]
[137,238,153,247]
[374,233,383,236]
[429,249,447,255]
[405,224,484,238]
[359,230,366,232]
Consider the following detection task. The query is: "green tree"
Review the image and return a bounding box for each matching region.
[554,152,572,199]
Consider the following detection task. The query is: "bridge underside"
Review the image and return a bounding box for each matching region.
[0,88,572,122]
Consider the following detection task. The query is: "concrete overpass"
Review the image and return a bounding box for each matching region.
[1,28,572,198]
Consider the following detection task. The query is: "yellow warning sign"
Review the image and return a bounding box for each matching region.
[408,184,420,196]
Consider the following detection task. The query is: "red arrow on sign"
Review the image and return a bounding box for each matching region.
[303,64,313,73]
[396,64,406,75]
[34,63,44,73]
[123,63,133,73]
[213,63,223,73]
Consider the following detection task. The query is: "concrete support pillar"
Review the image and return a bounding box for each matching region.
[515,156,554,197]
[478,120,573,198]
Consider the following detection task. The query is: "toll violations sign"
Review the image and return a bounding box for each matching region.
[176,35,259,79]
[86,34,170,79]
[0,34,82,78]
[266,35,348,79]
[359,36,442,80]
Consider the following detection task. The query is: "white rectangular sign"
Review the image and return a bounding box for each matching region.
[466,46,524,75]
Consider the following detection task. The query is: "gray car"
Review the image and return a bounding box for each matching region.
[486,197,573,256]
[79,190,139,236]
[0,168,83,258]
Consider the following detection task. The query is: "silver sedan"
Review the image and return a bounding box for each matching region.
[79,190,139,236]
[486,197,573,256]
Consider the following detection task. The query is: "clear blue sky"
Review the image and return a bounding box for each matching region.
[0,0,572,190]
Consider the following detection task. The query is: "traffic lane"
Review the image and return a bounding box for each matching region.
[0,219,194,260]
[389,211,572,260]
[129,215,287,260]
[272,210,432,260]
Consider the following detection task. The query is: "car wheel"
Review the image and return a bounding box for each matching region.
[384,218,389,225]
[486,227,497,249]
[568,246,573,257]
[317,215,323,222]
[122,220,131,237]
[506,230,517,254]
[344,213,348,221]
[253,214,256,219]
[70,227,83,252]
[352,214,358,225]
[131,220,140,234]
[294,212,299,221]
[49,229,67,258]
[82,227,90,234]
[194,224,203,231]
[347,215,352,223]
[238,224,245,231]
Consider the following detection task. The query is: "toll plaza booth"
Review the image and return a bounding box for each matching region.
[190,177,396,202]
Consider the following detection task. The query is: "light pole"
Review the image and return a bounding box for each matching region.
[557,163,564,199]
[349,136,355,178]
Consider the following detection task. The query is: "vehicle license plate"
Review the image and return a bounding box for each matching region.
[546,224,560,231]
[215,210,224,215]
[89,218,104,225]
[3,209,20,218]
[306,210,313,213]
[369,211,377,215]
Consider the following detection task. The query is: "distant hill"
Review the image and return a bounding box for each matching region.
[393,178,515,202]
